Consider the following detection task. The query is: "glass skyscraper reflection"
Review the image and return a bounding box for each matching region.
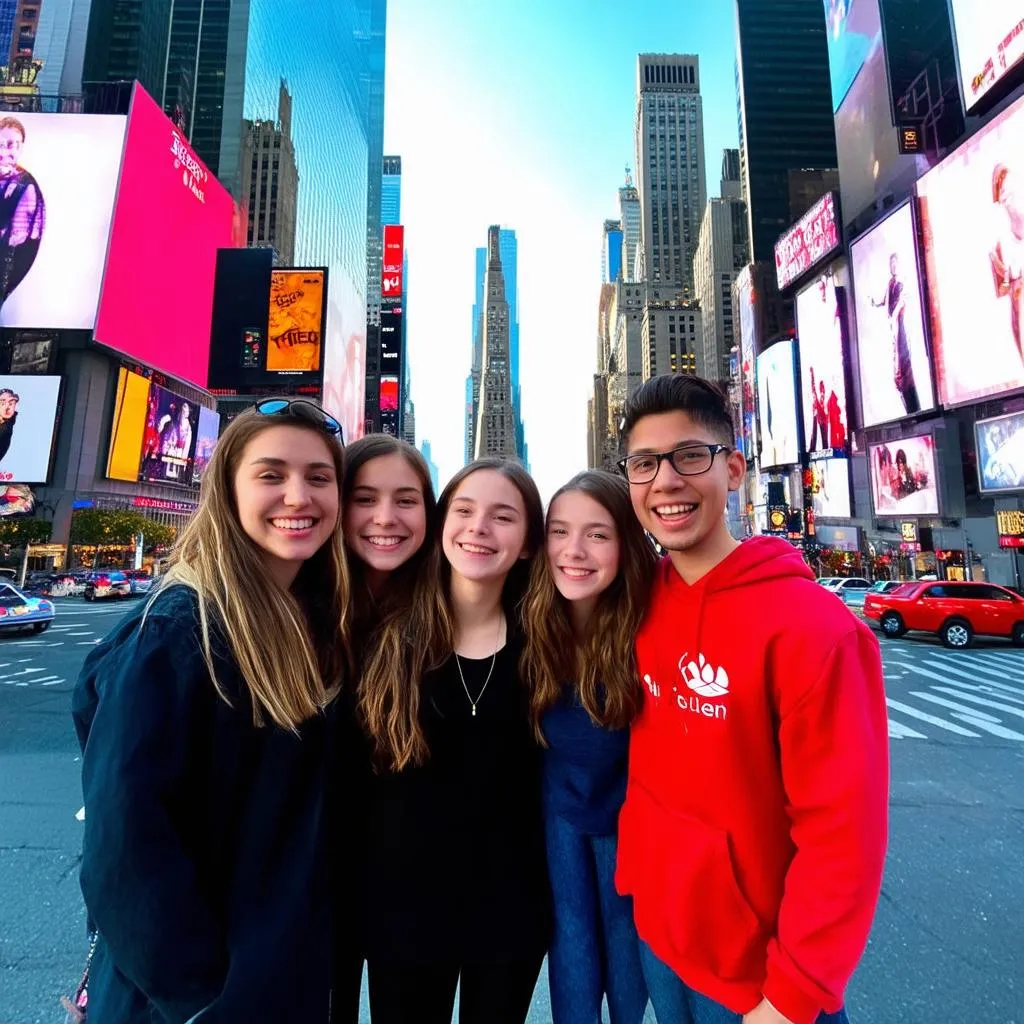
[244,1,380,442]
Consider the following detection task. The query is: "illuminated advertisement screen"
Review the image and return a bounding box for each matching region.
[380,376,399,413]
[107,368,150,481]
[382,225,404,298]
[824,0,878,112]
[917,93,1024,406]
[94,84,236,389]
[975,409,1024,494]
[0,374,60,483]
[797,274,849,456]
[951,0,1024,113]
[774,193,840,291]
[736,267,758,461]
[850,203,935,425]
[869,434,939,516]
[757,340,800,468]
[267,269,326,372]
[0,484,34,516]
[809,456,852,518]
[0,113,126,330]
[191,405,221,485]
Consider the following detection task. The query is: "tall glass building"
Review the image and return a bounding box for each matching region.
[245,1,381,443]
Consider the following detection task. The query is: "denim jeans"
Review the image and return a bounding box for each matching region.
[639,942,851,1024]
[544,810,649,1024]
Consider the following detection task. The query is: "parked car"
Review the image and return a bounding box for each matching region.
[816,577,844,589]
[825,577,873,606]
[0,582,55,634]
[125,570,154,596]
[83,571,132,601]
[868,580,906,595]
[864,581,1024,648]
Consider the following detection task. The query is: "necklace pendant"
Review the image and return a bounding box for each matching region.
[471,704,477,717]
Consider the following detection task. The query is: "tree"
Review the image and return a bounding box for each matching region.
[70,509,176,550]
[0,516,52,549]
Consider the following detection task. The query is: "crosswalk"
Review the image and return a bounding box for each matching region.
[880,639,1024,742]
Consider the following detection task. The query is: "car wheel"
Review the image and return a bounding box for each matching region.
[941,618,973,650]
[1013,622,1024,648]
[33,621,50,633]
[84,591,93,602]
[880,612,905,638]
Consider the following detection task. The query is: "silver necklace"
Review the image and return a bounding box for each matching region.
[454,614,503,717]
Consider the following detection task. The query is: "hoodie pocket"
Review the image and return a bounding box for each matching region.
[620,781,766,983]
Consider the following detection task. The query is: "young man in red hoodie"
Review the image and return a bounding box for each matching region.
[614,374,888,1024]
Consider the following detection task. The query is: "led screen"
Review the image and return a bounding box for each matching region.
[94,84,236,389]
[850,203,935,425]
[0,113,125,330]
[797,274,849,456]
[380,376,399,413]
[918,93,1024,406]
[191,405,221,485]
[975,409,1024,494]
[869,433,939,515]
[0,374,60,483]
[809,456,852,518]
[951,0,1024,112]
[736,268,758,461]
[267,269,326,372]
[824,0,877,112]
[757,340,800,469]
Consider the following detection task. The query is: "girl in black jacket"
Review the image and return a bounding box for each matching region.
[72,400,350,1023]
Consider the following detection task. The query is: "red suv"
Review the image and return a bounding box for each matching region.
[864,581,1024,649]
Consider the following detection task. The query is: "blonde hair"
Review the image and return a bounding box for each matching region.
[157,406,351,730]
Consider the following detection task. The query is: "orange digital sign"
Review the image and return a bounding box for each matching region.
[266,270,325,372]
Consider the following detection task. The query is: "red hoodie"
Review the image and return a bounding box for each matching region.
[616,537,888,1024]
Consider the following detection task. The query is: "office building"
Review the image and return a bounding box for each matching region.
[618,170,642,282]
[634,53,707,299]
[381,154,401,227]
[602,218,623,283]
[642,298,701,380]
[721,147,741,199]
[734,0,838,262]
[35,0,92,96]
[239,79,298,265]
[402,397,415,446]
[82,0,173,104]
[474,225,519,460]
[607,279,644,417]
[693,197,748,379]
[419,439,440,494]
[588,281,619,470]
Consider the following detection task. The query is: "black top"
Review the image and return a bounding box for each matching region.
[72,586,334,1023]
[363,636,551,965]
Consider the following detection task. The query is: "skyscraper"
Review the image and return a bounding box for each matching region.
[602,219,623,283]
[721,148,741,199]
[474,226,518,460]
[618,170,642,282]
[82,0,173,104]
[419,439,440,494]
[634,54,707,299]
[381,155,401,226]
[734,0,838,262]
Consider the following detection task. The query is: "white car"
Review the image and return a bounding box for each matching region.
[829,577,873,606]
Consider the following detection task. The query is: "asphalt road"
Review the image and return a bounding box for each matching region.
[0,601,1021,1023]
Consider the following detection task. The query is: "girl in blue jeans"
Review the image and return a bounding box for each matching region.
[522,470,655,1024]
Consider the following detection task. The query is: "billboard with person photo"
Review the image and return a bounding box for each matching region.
[869,434,939,515]
[0,375,60,483]
[809,457,852,518]
[950,0,1024,113]
[191,405,221,485]
[756,340,800,468]
[139,384,199,485]
[975,409,1024,494]
[797,273,849,456]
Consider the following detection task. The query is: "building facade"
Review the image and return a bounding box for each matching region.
[618,171,642,282]
[381,154,401,226]
[641,297,701,380]
[734,0,838,262]
[634,53,706,299]
[602,218,623,283]
[82,0,173,104]
[419,439,440,494]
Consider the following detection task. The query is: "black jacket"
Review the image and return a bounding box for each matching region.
[72,586,334,1023]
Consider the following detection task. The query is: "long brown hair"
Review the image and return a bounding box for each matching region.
[359,457,544,770]
[522,470,654,740]
[157,406,350,730]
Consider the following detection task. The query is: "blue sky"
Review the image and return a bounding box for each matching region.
[384,0,739,500]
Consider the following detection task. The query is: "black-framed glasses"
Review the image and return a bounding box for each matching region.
[618,443,732,484]
[254,399,344,443]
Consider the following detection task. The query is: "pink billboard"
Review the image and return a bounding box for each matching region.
[93,84,236,389]
[774,192,840,291]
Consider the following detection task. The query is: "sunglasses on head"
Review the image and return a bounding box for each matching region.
[254,399,344,443]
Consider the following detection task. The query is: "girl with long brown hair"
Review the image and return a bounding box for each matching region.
[72,400,349,1023]
[522,469,655,1024]
[360,457,551,1024]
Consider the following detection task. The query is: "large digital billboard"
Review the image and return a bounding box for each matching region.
[975,409,1024,494]
[0,113,126,330]
[775,193,840,291]
[809,456,852,518]
[382,225,404,298]
[824,0,876,112]
[757,340,800,468]
[869,433,939,516]
[94,84,236,390]
[797,274,849,456]
[918,93,1024,406]
[380,375,400,436]
[266,269,326,372]
[191,405,221,485]
[850,203,935,425]
[951,1,1024,113]
[736,267,758,462]
[0,374,60,483]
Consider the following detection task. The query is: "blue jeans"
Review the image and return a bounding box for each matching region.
[639,942,850,1024]
[544,810,648,1024]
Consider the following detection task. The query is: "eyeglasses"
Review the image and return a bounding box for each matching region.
[254,399,344,442]
[618,443,732,484]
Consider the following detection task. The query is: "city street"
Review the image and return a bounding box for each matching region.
[0,601,1022,1023]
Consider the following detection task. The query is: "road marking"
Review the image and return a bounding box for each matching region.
[885,698,980,736]
[931,678,1024,705]
[926,652,1024,685]
[40,679,65,687]
[950,713,1024,741]
[920,659,1024,697]
[888,719,926,739]
[75,806,85,821]
[930,685,1024,720]
[909,691,1024,740]
[76,640,101,646]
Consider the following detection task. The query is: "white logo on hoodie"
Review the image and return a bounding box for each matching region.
[679,653,730,698]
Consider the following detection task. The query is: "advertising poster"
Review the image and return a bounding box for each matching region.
[192,405,221,485]
[380,376,399,413]
[0,374,60,483]
[950,0,1024,112]
[775,193,840,291]
[809,457,852,518]
[869,434,939,515]
[94,85,236,389]
[918,93,1024,405]
[797,274,849,456]
[107,367,151,482]
[266,269,325,372]
[0,113,126,330]
[139,384,199,485]
[757,341,800,468]
[736,268,758,461]
[975,409,1024,493]
[850,203,935,425]
[824,0,878,112]
[0,484,34,516]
